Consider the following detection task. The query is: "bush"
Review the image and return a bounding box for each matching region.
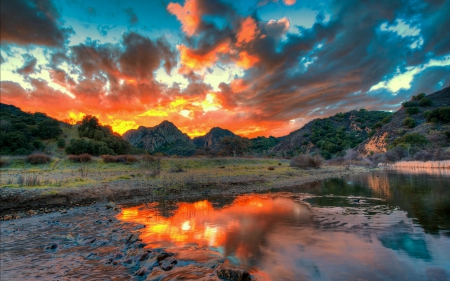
[412,93,426,100]
[406,107,420,115]
[116,155,138,164]
[0,158,9,167]
[390,133,428,148]
[57,138,66,148]
[101,155,117,163]
[403,117,416,128]
[268,166,275,170]
[26,154,51,164]
[141,154,161,176]
[68,153,92,162]
[402,101,418,108]
[426,107,450,123]
[414,150,433,161]
[445,131,450,140]
[290,154,323,169]
[418,97,432,107]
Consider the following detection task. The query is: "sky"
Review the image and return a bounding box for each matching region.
[1,0,449,138]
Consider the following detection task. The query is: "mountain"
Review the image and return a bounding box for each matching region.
[193,127,236,150]
[357,86,450,156]
[270,110,392,159]
[123,120,193,153]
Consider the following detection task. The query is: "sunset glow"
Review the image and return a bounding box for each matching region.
[1,0,449,137]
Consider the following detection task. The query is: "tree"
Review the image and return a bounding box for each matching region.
[219,136,251,157]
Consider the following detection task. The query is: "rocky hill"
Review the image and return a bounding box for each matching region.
[271,110,392,158]
[123,121,191,152]
[193,127,236,150]
[357,86,450,156]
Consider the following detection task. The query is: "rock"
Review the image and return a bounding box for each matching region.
[134,267,149,276]
[3,215,12,220]
[159,256,177,271]
[27,210,36,216]
[60,209,67,214]
[45,243,58,251]
[65,233,75,240]
[138,252,150,261]
[105,202,116,209]
[156,252,174,261]
[216,268,251,281]
[125,234,139,245]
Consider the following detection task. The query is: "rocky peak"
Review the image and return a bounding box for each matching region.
[123,120,191,152]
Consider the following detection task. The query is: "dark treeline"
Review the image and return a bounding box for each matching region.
[0,104,62,155]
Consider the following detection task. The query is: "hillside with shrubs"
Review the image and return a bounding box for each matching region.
[0,103,63,155]
[357,86,450,158]
[270,109,392,159]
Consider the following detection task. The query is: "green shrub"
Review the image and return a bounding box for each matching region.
[418,97,432,107]
[390,133,428,148]
[402,101,419,107]
[406,107,420,115]
[412,93,426,100]
[425,107,450,123]
[403,117,416,128]
[26,154,51,164]
[57,138,66,148]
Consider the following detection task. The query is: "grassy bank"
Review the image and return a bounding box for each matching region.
[0,156,370,217]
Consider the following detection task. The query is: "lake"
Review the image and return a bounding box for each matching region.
[118,169,450,280]
[1,169,449,280]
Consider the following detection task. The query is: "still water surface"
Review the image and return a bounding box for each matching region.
[118,169,450,280]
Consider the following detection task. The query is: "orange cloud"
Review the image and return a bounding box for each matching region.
[236,17,260,47]
[283,0,296,5]
[167,0,200,36]
[178,41,230,73]
[236,51,259,69]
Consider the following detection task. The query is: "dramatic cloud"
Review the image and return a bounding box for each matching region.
[0,0,72,47]
[0,0,449,138]
[16,56,37,75]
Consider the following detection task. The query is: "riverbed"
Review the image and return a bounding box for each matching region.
[1,169,449,280]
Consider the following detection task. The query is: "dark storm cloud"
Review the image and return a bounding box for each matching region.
[124,7,139,25]
[17,56,38,75]
[0,0,72,47]
[120,32,177,79]
[216,0,450,122]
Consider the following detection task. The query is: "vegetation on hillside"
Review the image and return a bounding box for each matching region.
[0,104,63,155]
[65,115,133,156]
[250,136,281,155]
[304,110,392,159]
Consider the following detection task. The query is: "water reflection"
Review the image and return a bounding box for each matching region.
[118,195,311,269]
[117,170,450,280]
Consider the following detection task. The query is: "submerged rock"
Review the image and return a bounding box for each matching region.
[105,202,116,209]
[216,268,251,281]
[156,252,174,261]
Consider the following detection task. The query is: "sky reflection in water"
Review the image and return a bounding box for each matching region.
[118,170,450,281]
